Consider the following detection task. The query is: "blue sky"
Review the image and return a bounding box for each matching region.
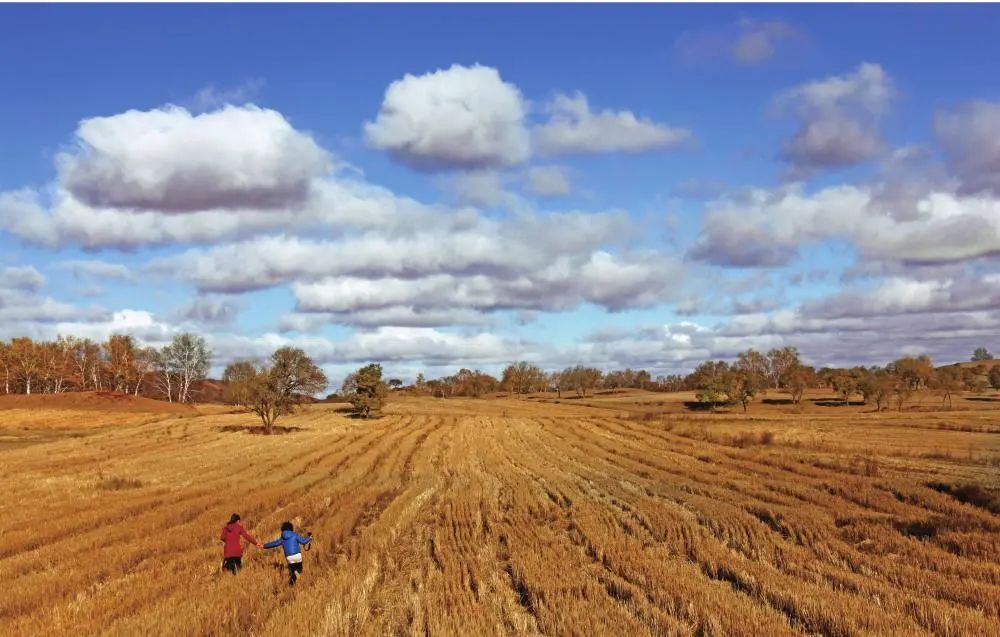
[3,4,1000,384]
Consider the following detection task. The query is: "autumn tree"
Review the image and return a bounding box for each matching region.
[723,367,759,413]
[103,334,140,394]
[931,366,965,410]
[736,349,771,389]
[343,363,388,418]
[68,337,101,391]
[858,370,894,412]
[888,355,934,391]
[989,366,1000,391]
[561,366,603,397]
[224,347,328,434]
[222,359,257,407]
[785,365,816,405]
[767,346,801,389]
[500,362,545,396]
[693,361,729,411]
[831,371,858,406]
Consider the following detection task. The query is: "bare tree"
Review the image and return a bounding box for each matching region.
[162,333,210,403]
[134,347,160,397]
[10,337,40,395]
[0,341,10,394]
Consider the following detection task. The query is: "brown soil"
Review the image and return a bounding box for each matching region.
[0,391,196,413]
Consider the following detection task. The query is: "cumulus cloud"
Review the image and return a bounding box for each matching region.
[691,182,1000,267]
[136,193,682,327]
[57,309,173,342]
[364,64,531,171]
[1,265,45,291]
[181,296,240,325]
[534,92,691,156]
[55,259,135,281]
[676,18,802,66]
[155,207,632,293]
[192,78,266,110]
[210,326,529,369]
[60,104,331,212]
[446,171,509,206]
[935,101,1000,195]
[802,273,1000,319]
[288,249,677,320]
[525,165,571,197]
[0,171,447,249]
[775,63,894,173]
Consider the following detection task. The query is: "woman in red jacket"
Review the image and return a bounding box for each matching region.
[220,513,262,574]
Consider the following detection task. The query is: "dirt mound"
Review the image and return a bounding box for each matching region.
[0,391,195,413]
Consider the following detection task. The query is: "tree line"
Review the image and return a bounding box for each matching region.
[0,333,209,402]
[401,346,1000,414]
[6,331,998,426]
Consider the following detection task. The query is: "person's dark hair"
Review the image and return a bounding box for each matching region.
[281,521,293,532]
[229,513,241,524]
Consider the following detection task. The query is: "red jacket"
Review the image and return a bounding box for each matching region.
[220,522,258,558]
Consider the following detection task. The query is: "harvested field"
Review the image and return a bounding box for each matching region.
[2,391,999,636]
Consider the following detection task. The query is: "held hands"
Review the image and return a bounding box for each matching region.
[256,541,264,548]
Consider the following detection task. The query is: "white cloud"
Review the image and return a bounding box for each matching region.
[60,104,331,212]
[691,181,1000,266]
[935,100,1000,194]
[676,18,802,66]
[364,64,531,171]
[52,309,177,344]
[55,259,135,281]
[0,172,446,249]
[775,63,894,172]
[534,92,691,156]
[446,171,508,206]
[731,19,800,65]
[525,165,571,197]
[181,296,240,325]
[157,207,631,293]
[192,78,266,110]
[1,265,45,291]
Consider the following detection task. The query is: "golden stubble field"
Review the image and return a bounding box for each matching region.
[1,390,999,636]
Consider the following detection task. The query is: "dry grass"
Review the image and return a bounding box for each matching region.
[1,390,999,636]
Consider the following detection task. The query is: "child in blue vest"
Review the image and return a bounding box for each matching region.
[263,521,313,585]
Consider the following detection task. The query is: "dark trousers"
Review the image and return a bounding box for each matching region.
[287,561,303,585]
[222,556,242,574]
